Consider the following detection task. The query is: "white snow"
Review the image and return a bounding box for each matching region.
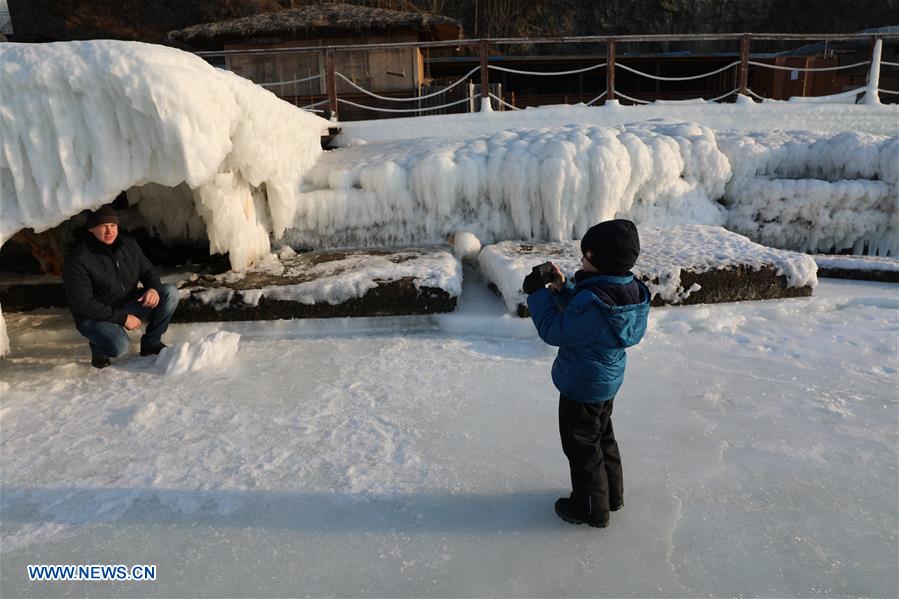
[0,275,896,597]
[153,331,240,376]
[334,97,899,144]
[478,225,818,312]
[0,40,330,269]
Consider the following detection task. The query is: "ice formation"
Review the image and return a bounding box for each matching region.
[0,40,329,269]
[478,225,819,313]
[154,331,240,376]
[0,308,8,355]
[294,121,732,248]
[718,131,898,256]
[296,122,897,257]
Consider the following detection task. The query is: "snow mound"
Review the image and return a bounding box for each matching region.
[0,41,329,269]
[154,331,240,375]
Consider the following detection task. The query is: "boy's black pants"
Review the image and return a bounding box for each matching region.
[559,394,623,513]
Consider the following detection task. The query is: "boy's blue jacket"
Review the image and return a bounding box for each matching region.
[527,273,650,403]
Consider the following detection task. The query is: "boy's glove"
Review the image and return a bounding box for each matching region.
[522,271,546,294]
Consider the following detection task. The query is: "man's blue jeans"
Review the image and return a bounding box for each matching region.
[74,283,180,358]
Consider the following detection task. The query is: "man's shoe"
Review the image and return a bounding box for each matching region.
[91,351,111,369]
[610,500,624,512]
[140,341,167,356]
[554,497,609,528]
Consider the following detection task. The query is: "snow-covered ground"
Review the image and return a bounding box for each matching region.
[1,273,896,597]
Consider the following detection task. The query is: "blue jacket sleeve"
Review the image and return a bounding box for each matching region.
[552,279,577,309]
[527,287,599,347]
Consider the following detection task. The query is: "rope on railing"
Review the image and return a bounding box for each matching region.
[616,61,739,82]
[487,62,607,76]
[744,86,872,103]
[745,88,768,101]
[614,91,651,105]
[585,90,608,106]
[337,95,476,113]
[747,60,871,72]
[488,93,520,110]
[301,99,330,110]
[335,66,481,102]
[259,73,323,88]
[706,87,741,102]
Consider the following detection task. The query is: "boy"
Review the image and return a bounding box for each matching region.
[523,219,650,528]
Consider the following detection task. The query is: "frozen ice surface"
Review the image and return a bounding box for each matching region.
[1,273,896,597]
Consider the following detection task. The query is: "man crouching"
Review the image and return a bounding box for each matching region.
[523,219,650,528]
[63,206,179,368]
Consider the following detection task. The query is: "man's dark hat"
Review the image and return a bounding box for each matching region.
[86,205,119,229]
[580,219,640,275]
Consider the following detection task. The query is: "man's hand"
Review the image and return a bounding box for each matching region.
[548,263,566,291]
[138,288,160,309]
[124,314,141,330]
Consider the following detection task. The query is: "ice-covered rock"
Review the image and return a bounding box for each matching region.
[0,40,329,270]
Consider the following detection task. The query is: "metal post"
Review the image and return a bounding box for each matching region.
[865,37,883,105]
[326,49,338,119]
[739,33,750,96]
[606,38,616,101]
[479,39,491,111]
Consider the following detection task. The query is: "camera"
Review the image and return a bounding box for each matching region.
[531,262,556,286]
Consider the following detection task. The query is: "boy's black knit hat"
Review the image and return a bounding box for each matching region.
[581,219,640,275]
[86,205,119,229]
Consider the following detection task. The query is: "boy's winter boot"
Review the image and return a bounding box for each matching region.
[554,495,610,528]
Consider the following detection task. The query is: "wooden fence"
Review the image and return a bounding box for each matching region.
[197,32,899,120]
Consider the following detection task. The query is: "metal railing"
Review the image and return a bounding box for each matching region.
[197,32,899,120]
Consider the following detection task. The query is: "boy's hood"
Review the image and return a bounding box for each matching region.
[574,274,651,348]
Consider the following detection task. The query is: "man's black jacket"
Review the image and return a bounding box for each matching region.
[62,232,162,325]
